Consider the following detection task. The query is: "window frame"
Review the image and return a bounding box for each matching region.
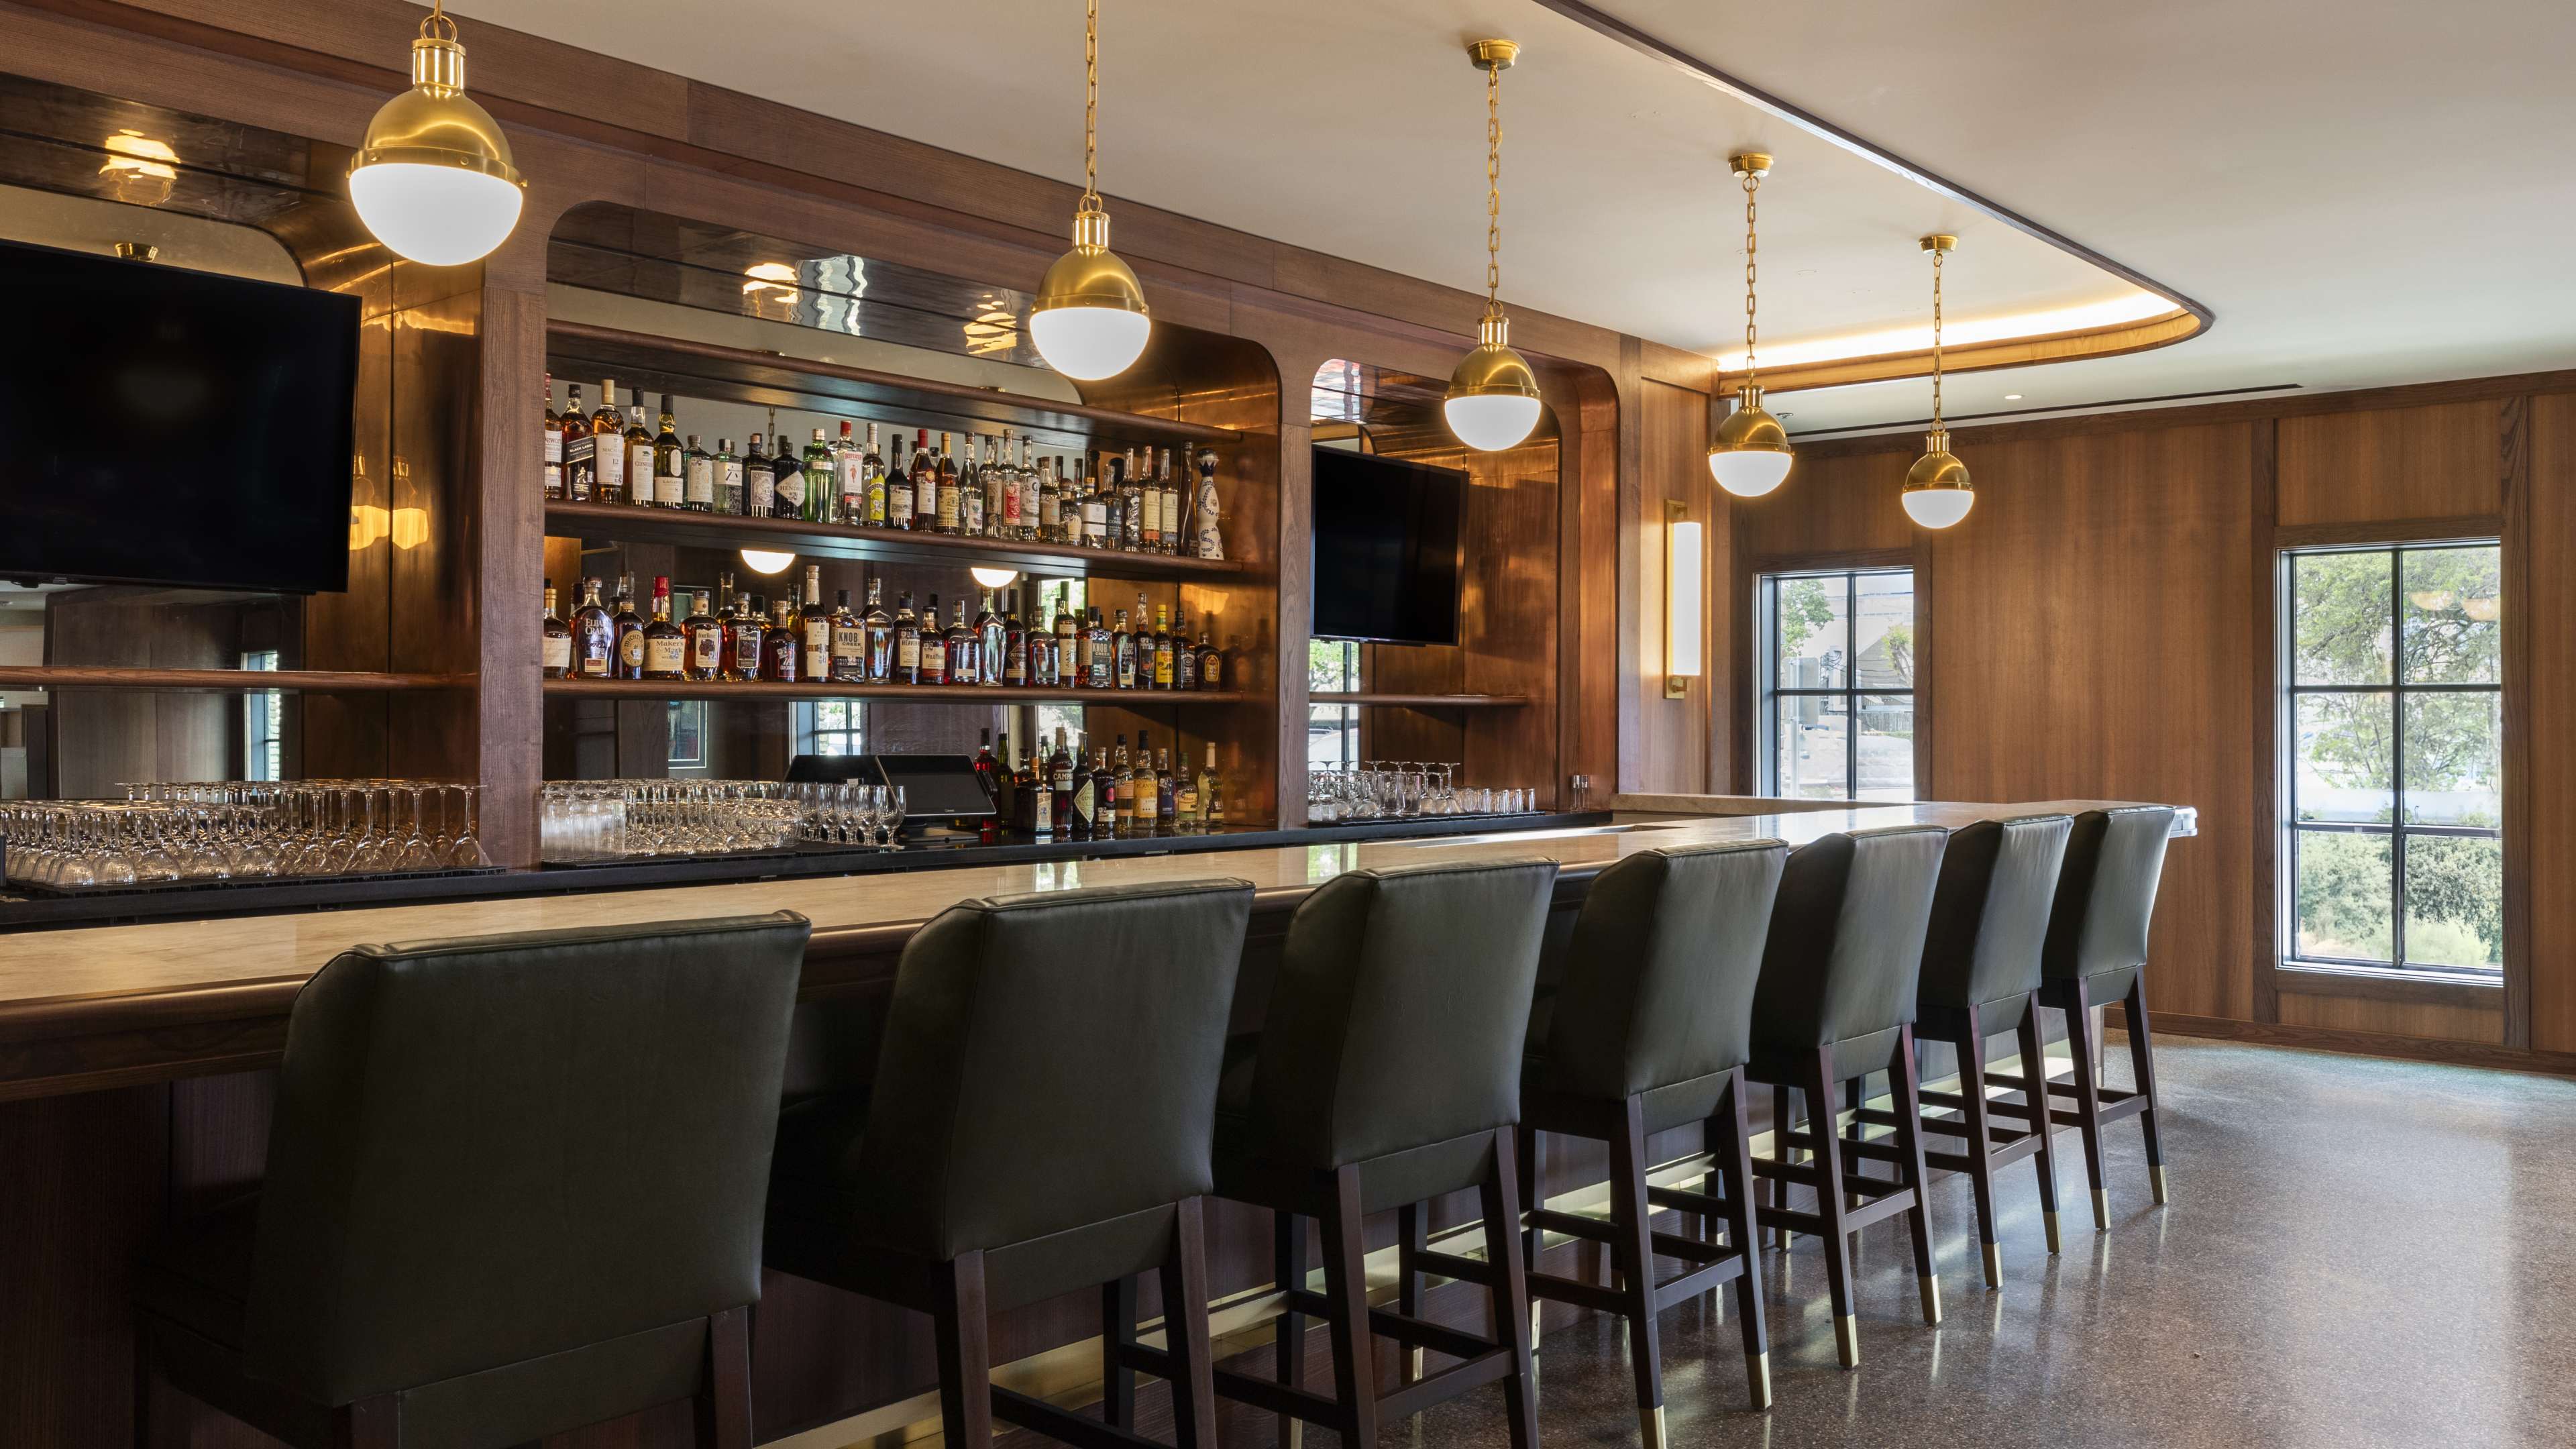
[1756,566,1918,802]
[2279,539,2504,978]
[797,699,867,759]
[1307,639,1362,771]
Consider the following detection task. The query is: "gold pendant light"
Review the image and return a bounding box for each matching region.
[1901,234,1974,529]
[1030,0,1152,380]
[1708,152,1794,497]
[1443,39,1544,453]
[347,1,526,267]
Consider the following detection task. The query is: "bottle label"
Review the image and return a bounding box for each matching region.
[1053,765,1073,792]
[733,623,763,665]
[1073,781,1094,823]
[867,478,888,525]
[619,632,645,668]
[749,471,775,515]
[889,481,913,523]
[1140,488,1160,538]
[938,485,959,529]
[1033,788,1052,835]
[655,468,684,506]
[630,443,656,497]
[963,492,983,535]
[692,630,722,670]
[543,463,562,500]
[838,454,865,506]
[772,641,796,678]
[1203,654,1221,688]
[1085,502,1108,543]
[719,460,743,507]
[1177,786,1197,815]
[596,442,625,493]
[831,631,865,665]
[804,621,831,663]
[922,638,945,678]
[951,643,976,685]
[1003,482,1022,528]
[543,431,562,465]
[1040,494,1059,531]
[898,633,920,669]
[578,639,610,676]
[645,635,685,673]
[777,470,806,506]
[686,458,715,505]
[542,635,572,670]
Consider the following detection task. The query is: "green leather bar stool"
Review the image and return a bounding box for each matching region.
[763,879,1254,1449]
[1746,826,1947,1369]
[1211,858,1557,1449]
[1987,806,2178,1229]
[1854,814,2073,1288]
[1515,840,1787,1444]
[133,912,811,1449]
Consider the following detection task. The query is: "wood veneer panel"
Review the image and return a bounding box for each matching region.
[2526,392,2576,1053]
[1631,380,1711,794]
[2276,400,2504,525]
[2275,988,2506,1045]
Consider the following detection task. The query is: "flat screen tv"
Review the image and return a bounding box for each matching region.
[0,237,359,593]
[1309,446,1464,646]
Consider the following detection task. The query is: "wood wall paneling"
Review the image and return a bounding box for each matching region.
[2524,392,2576,1053]
[2275,400,2505,525]
[2276,987,2506,1044]
[1629,380,1712,794]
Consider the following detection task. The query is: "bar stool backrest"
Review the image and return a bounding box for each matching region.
[850,879,1255,1260]
[245,912,811,1407]
[2042,807,2176,980]
[1542,841,1787,1099]
[1752,826,1948,1053]
[1250,858,1559,1170]
[1917,814,2074,1010]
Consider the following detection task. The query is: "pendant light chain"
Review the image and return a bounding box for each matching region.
[1930,246,1945,429]
[1485,62,1503,315]
[1081,0,1101,208]
[1741,170,1760,386]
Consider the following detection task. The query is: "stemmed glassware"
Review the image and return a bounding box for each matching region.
[0,779,494,894]
[1303,762,1541,822]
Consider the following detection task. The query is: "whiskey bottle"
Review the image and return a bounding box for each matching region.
[1055,594,1081,686]
[859,578,894,682]
[541,376,564,500]
[771,420,806,519]
[861,423,887,527]
[642,576,686,680]
[1132,734,1158,835]
[572,577,614,678]
[828,588,866,684]
[801,427,833,525]
[1104,739,1128,837]
[1035,455,1060,544]
[682,434,714,512]
[1159,448,1185,555]
[971,727,1000,806]
[590,381,626,504]
[1157,747,1179,828]
[1001,589,1028,687]
[714,437,744,515]
[1137,446,1161,552]
[653,396,686,507]
[610,574,645,680]
[1173,745,1199,831]
[760,600,801,682]
[1119,447,1144,552]
[835,420,865,525]
[893,591,923,684]
[1085,607,1113,690]
[1152,604,1175,690]
[541,584,572,678]
[1192,449,1225,559]
[907,428,936,528]
[883,433,914,530]
[933,431,961,535]
[1049,727,1075,835]
[798,564,833,682]
[1197,627,1223,691]
[973,591,1005,688]
[561,382,594,501]
[624,402,655,508]
[1112,608,1137,690]
[724,592,763,682]
[1198,741,1223,828]
[943,598,977,686]
[1081,462,1110,548]
[918,594,949,686]
[1174,608,1198,690]
[1066,737,1095,841]
[684,590,723,682]
[743,434,777,517]
[959,437,987,539]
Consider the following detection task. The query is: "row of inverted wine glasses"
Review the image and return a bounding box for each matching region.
[782,781,906,848]
[538,780,909,863]
[1307,763,1539,822]
[0,780,480,891]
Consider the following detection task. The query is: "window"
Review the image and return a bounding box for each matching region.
[2284,543,2503,975]
[801,700,866,757]
[240,651,281,781]
[1308,639,1361,769]
[1759,568,1916,800]
[1030,578,1089,753]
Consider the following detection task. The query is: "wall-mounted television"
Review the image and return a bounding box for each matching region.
[0,237,359,593]
[1309,446,1464,646]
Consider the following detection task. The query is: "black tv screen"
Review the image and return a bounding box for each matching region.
[0,237,358,593]
[1310,447,1464,646]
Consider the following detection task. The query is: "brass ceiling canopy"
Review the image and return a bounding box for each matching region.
[1902,233,1975,528]
[1443,38,1544,453]
[1709,150,1794,498]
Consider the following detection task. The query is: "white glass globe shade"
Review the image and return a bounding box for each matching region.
[1443,393,1542,452]
[1900,489,1976,529]
[1030,305,1152,380]
[349,163,523,266]
[1709,449,1792,498]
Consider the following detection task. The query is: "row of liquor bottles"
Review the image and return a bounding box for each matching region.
[543,564,1233,690]
[539,378,1224,558]
[973,727,1226,841]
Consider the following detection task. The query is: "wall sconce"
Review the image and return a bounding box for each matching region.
[1665,498,1701,699]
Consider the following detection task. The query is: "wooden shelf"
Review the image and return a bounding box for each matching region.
[543,500,1252,582]
[546,320,1245,452]
[547,678,1263,705]
[0,667,472,694]
[1309,693,1531,708]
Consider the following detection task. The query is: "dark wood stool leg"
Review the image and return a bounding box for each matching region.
[333,1395,398,1448]
[1770,1083,1795,1249]
[1955,1007,2004,1289]
[1273,1210,1309,1449]
[2014,996,2065,1252]
[1516,1122,1546,1357]
[1158,1199,1220,1449]
[1713,1072,1771,1409]
[1888,1028,1942,1326]
[1396,1201,1427,1385]
[2060,978,2112,1230]
[932,1253,994,1449]
[1607,1095,1666,1448]
[1479,1128,1540,1449]
[2125,975,2169,1205]
[1800,1051,1862,1368]
[1100,1274,1138,1429]
[692,1307,753,1449]
[1841,1075,1868,1208]
[1318,1166,1379,1449]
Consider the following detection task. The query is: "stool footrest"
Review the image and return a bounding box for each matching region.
[994,1386,1169,1449]
[1746,1157,1825,1188]
[1526,1207,1615,1246]
[1648,1228,1733,1266]
[1644,1183,1741,1218]
[1212,1368,1352,1431]
[1757,1185,1917,1238]
[1527,1267,1625,1316]
[1377,1349,1518,1424]
[1368,1307,1500,1364]
[1650,1253,1749,1309]
[1409,1247,1500,1288]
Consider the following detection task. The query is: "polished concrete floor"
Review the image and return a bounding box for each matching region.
[1161,1034,2576,1449]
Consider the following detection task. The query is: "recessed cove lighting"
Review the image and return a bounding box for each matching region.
[2004,393,2023,400]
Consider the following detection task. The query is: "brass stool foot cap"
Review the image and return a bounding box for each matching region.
[2043,1210,2063,1254]
[2091,1187,2110,1230]
[1747,1351,1772,1410]
[1835,1313,1861,1368]
[2151,1165,2170,1205]
[1920,1273,1943,1325]
[1981,1241,2003,1289]
[1639,1403,1667,1449]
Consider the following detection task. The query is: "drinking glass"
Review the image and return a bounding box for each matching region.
[445,785,483,867]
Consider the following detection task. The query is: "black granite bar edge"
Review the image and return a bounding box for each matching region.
[0,812,1615,932]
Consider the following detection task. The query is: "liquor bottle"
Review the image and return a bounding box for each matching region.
[624,402,656,508]
[590,381,626,503]
[1174,744,1199,831]
[772,419,806,519]
[933,431,961,534]
[1055,594,1080,686]
[653,396,686,506]
[541,376,564,500]
[835,420,864,524]
[920,593,950,685]
[1085,607,1113,690]
[681,434,714,512]
[1137,446,1161,552]
[1193,449,1225,559]
[724,592,763,682]
[1066,737,1095,841]
[1159,448,1184,554]
[802,427,833,524]
[994,431,1022,539]
[743,434,777,517]
[572,577,614,678]
[828,588,865,684]
[760,600,800,682]
[1119,447,1144,552]
[1029,736,1055,841]
[908,428,936,529]
[1112,608,1137,690]
[973,591,1004,688]
[1001,589,1028,687]
[714,437,743,515]
[684,589,723,682]
[1174,608,1198,690]
[541,583,572,678]
[561,382,594,501]
[860,578,894,682]
[1157,747,1178,828]
[943,598,977,686]
[896,582,927,680]
[971,728,1000,805]
[1197,627,1223,691]
[1034,455,1059,544]
[884,433,913,529]
[959,437,986,539]
[1197,741,1223,828]
[1152,604,1175,690]
[610,574,645,680]
[1132,733,1158,834]
[798,564,833,682]
[1081,461,1110,548]
[641,577,686,680]
[1103,739,1128,837]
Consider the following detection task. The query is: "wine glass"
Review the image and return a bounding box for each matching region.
[877,786,906,847]
[445,785,483,867]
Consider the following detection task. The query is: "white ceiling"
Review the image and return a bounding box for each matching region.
[455,0,2576,435]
